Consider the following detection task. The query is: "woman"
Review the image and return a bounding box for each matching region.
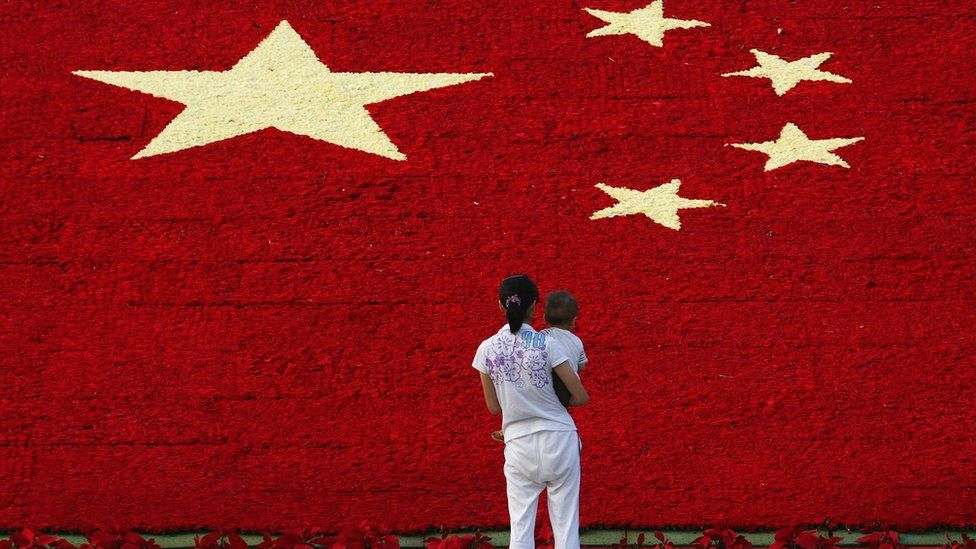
[471,274,590,549]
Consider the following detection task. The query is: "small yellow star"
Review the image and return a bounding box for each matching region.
[729,122,864,171]
[584,0,709,48]
[723,49,851,96]
[590,179,724,230]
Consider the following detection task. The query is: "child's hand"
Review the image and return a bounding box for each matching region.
[491,430,505,443]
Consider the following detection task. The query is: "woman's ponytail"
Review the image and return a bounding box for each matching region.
[499,275,539,334]
[504,294,525,334]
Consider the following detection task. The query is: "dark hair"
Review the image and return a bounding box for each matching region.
[499,274,539,334]
[544,290,579,326]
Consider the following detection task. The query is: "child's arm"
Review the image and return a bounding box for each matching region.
[480,372,501,415]
[553,362,589,406]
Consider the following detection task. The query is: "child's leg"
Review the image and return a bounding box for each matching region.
[504,435,545,549]
[545,431,581,549]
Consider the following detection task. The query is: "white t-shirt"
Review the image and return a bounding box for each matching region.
[472,323,577,442]
[541,327,588,374]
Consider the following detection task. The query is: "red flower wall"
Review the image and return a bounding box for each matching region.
[1,0,974,533]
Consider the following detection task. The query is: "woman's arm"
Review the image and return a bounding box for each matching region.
[553,362,589,406]
[480,373,501,415]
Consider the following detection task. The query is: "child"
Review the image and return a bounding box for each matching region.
[543,290,588,405]
[491,290,587,441]
[472,274,589,549]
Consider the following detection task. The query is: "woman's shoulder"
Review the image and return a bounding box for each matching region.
[479,325,514,345]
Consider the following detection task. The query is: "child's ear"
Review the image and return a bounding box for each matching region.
[498,300,505,313]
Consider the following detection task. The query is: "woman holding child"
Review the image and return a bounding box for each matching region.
[471,274,590,549]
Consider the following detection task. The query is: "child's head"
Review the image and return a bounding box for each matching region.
[498,274,539,334]
[544,290,579,330]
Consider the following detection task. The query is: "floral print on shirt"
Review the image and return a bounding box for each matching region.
[485,330,551,389]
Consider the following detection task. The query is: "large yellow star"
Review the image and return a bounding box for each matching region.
[73,20,491,160]
[590,179,724,230]
[584,1,709,48]
[722,49,851,96]
[729,122,864,171]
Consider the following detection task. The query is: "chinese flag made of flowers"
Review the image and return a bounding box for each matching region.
[1,0,974,533]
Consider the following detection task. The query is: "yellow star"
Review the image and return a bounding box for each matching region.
[590,179,724,230]
[584,1,709,48]
[729,123,864,171]
[73,20,491,160]
[722,49,851,96]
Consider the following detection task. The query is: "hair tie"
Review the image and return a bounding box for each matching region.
[504,294,522,307]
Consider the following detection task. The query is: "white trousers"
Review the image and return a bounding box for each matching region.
[504,429,582,549]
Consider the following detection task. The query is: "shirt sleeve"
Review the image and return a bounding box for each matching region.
[578,342,588,366]
[546,336,570,370]
[472,340,489,374]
